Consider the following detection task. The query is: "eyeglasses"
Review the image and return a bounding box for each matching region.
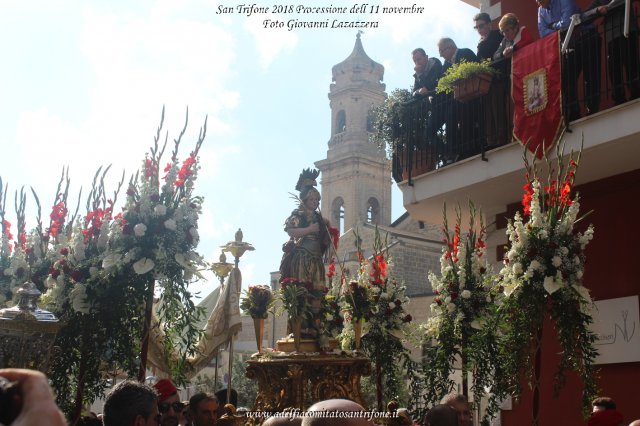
[158,402,185,413]
[473,22,487,30]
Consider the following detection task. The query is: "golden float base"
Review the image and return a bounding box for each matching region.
[246,351,371,413]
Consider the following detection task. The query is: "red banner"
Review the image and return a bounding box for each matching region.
[512,31,565,157]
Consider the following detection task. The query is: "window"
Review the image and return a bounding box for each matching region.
[332,197,345,234]
[366,197,380,224]
[336,110,346,134]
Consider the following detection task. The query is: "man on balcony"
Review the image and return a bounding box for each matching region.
[537,0,602,119]
[474,12,503,61]
[412,48,443,98]
[412,48,443,166]
[586,0,640,105]
[437,38,480,163]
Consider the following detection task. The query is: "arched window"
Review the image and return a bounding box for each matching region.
[335,110,346,134]
[332,197,345,235]
[366,197,380,225]
[366,109,375,132]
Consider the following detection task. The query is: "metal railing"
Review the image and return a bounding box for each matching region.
[392,1,639,184]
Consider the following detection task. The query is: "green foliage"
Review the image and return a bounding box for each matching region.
[436,59,497,94]
[230,353,258,408]
[368,88,413,154]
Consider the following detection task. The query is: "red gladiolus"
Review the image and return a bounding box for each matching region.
[327,259,336,278]
[522,181,534,216]
[175,153,197,187]
[403,314,412,323]
[328,226,340,249]
[2,220,13,241]
[144,158,157,179]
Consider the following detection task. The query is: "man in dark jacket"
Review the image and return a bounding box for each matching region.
[412,48,443,97]
[474,12,503,60]
[437,38,481,161]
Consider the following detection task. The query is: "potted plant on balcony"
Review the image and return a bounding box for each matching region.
[436,59,497,102]
[369,88,436,181]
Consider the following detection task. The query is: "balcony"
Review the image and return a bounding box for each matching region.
[392,4,640,224]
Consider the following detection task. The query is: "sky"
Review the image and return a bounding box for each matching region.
[0,0,480,301]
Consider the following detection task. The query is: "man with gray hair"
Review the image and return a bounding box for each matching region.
[103,380,159,426]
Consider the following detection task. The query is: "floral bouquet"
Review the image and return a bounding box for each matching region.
[0,110,209,420]
[422,203,499,411]
[240,284,274,319]
[278,278,312,321]
[496,145,598,416]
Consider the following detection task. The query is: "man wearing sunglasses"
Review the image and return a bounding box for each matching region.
[154,379,184,426]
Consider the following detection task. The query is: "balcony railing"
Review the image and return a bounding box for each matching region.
[392,1,640,184]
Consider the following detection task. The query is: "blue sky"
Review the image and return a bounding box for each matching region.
[0,0,479,300]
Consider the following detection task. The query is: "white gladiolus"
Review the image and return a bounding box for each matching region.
[154,204,167,216]
[45,275,57,288]
[552,256,562,267]
[512,262,523,274]
[447,303,456,312]
[164,219,177,231]
[461,290,471,299]
[134,223,147,237]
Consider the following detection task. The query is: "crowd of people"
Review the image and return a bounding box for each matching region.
[2,368,640,425]
[405,0,639,168]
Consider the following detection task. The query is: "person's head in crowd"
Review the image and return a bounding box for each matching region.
[215,388,238,418]
[438,38,457,62]
[77,416,103,426]
[629,420,640,426]
[441,394,471,426]
[103,380,159,426]
[499,13,521,41]
[424,404,458,426]
[153,379,183,426]
[592,396,618,411]
[301,399,374,426]
[412,48,428,74]
[473,12,492,38]
[263,416,302,426]
[189,392,219,426]
[588,396,624,426]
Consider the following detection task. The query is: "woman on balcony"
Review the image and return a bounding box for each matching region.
[493,13,534,60]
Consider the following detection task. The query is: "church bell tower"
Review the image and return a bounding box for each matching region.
[315,33,391,233]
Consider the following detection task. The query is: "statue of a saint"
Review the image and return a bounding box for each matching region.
[279,168,332,339]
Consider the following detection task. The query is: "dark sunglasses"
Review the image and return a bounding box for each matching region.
[158,402,185,413]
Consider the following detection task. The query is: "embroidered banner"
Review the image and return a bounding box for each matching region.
[512,31,565,157]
